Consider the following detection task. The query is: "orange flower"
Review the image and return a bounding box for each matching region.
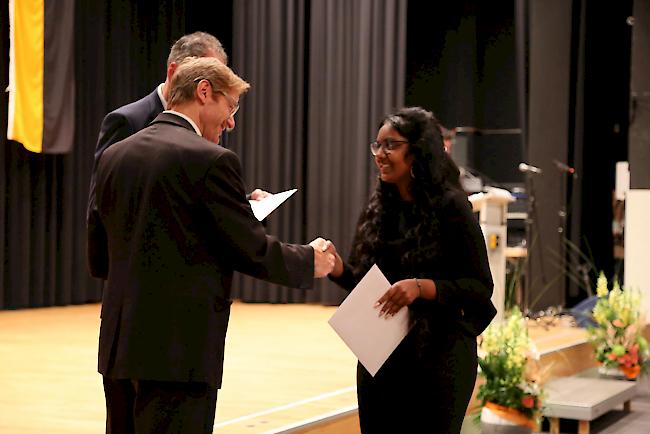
[522,395,535,409]
[621,364,641,379]
[612,319,624,328]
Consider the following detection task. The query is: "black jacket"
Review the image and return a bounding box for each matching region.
[87,113,313,387]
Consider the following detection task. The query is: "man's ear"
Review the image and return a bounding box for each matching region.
[166,62,178,82]
[195,80,209,104]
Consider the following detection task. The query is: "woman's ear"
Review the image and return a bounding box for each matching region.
[405,151,416,166]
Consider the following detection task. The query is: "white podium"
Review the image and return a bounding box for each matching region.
[469,187,515,323]
[624,189,650,320]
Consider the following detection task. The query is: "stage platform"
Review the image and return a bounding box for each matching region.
[0,302,594,434]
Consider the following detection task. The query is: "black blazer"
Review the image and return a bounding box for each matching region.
[331,190,495,337]
[88,88,232,217]
[87,112,314,387]
[87,89,164,218]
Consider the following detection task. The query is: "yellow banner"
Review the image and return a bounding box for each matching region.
[8,0,44,153]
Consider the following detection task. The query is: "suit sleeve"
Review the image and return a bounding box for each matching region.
[328,264,355,291]
[87,112,134,218]
[202,150,314,289]
[86,112,134,280]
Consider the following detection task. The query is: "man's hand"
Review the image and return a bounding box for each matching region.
[249,189,272,201]
[309,237,335,278]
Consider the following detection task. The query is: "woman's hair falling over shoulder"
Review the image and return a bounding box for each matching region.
[349,106,464,277]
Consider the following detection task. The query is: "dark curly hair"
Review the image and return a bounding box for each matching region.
[349,107,463,278]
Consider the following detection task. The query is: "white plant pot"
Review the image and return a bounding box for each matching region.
[480,407,533,434]
[597,365,625,378]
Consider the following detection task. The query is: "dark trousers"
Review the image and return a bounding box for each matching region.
[356,333,477,434]
[103,377,218,434]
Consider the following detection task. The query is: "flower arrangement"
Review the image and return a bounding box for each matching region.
[477,309,542,430]
[587,272,649,379]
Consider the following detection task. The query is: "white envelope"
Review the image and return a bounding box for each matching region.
[328,264,412,376]
[249,188,297,221]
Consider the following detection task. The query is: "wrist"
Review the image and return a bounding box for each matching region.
[414,278,422,298]
[414,278,437,300]
[329,253,344,277]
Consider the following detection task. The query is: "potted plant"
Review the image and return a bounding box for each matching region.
[477,309,542,433]
[587,272,649,380]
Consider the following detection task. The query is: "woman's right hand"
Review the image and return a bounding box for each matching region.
[324,242,344,277]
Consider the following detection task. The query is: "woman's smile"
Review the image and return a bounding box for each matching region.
[379,162,391,173]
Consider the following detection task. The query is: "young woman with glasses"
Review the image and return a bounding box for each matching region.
[327,107,496,433]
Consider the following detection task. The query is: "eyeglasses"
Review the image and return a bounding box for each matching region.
[369,139,409,156]
[194,77,240,117]
[216,90,240,117]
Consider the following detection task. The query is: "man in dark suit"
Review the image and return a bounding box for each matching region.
[87,57,335,434]
[88,32,269,221]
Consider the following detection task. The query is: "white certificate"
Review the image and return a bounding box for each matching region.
[248,188,297,221]
[328,264,411,376]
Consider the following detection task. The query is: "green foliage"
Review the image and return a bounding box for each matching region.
[477,309,542,421]
[587,272,649,376]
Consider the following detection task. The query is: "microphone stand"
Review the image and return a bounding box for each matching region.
[556,164,578,301]
[524,170,546,313]
[558,170,568,298]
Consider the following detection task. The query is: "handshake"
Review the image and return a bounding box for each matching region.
[309,238,342,278]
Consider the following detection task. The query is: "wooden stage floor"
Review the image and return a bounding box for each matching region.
[0,303,590,434]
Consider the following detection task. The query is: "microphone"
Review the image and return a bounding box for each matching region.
[553,159,578,177]
[455,126,481,135]
[519,162,543,175]
[454,126,523,136]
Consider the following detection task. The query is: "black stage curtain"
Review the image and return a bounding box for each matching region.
[1,1,232,309]
[230,0,311,302]
[524,0,574,309]
[229,0,407,304]
[629,0,650,190]
[573,0,631,295]
[2,0,636,310]
[405,0,634,310]
[527,0,633,309]
[2,0,405,308]
[305,0,407,304]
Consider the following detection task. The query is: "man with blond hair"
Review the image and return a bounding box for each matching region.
[87,57,335,434]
